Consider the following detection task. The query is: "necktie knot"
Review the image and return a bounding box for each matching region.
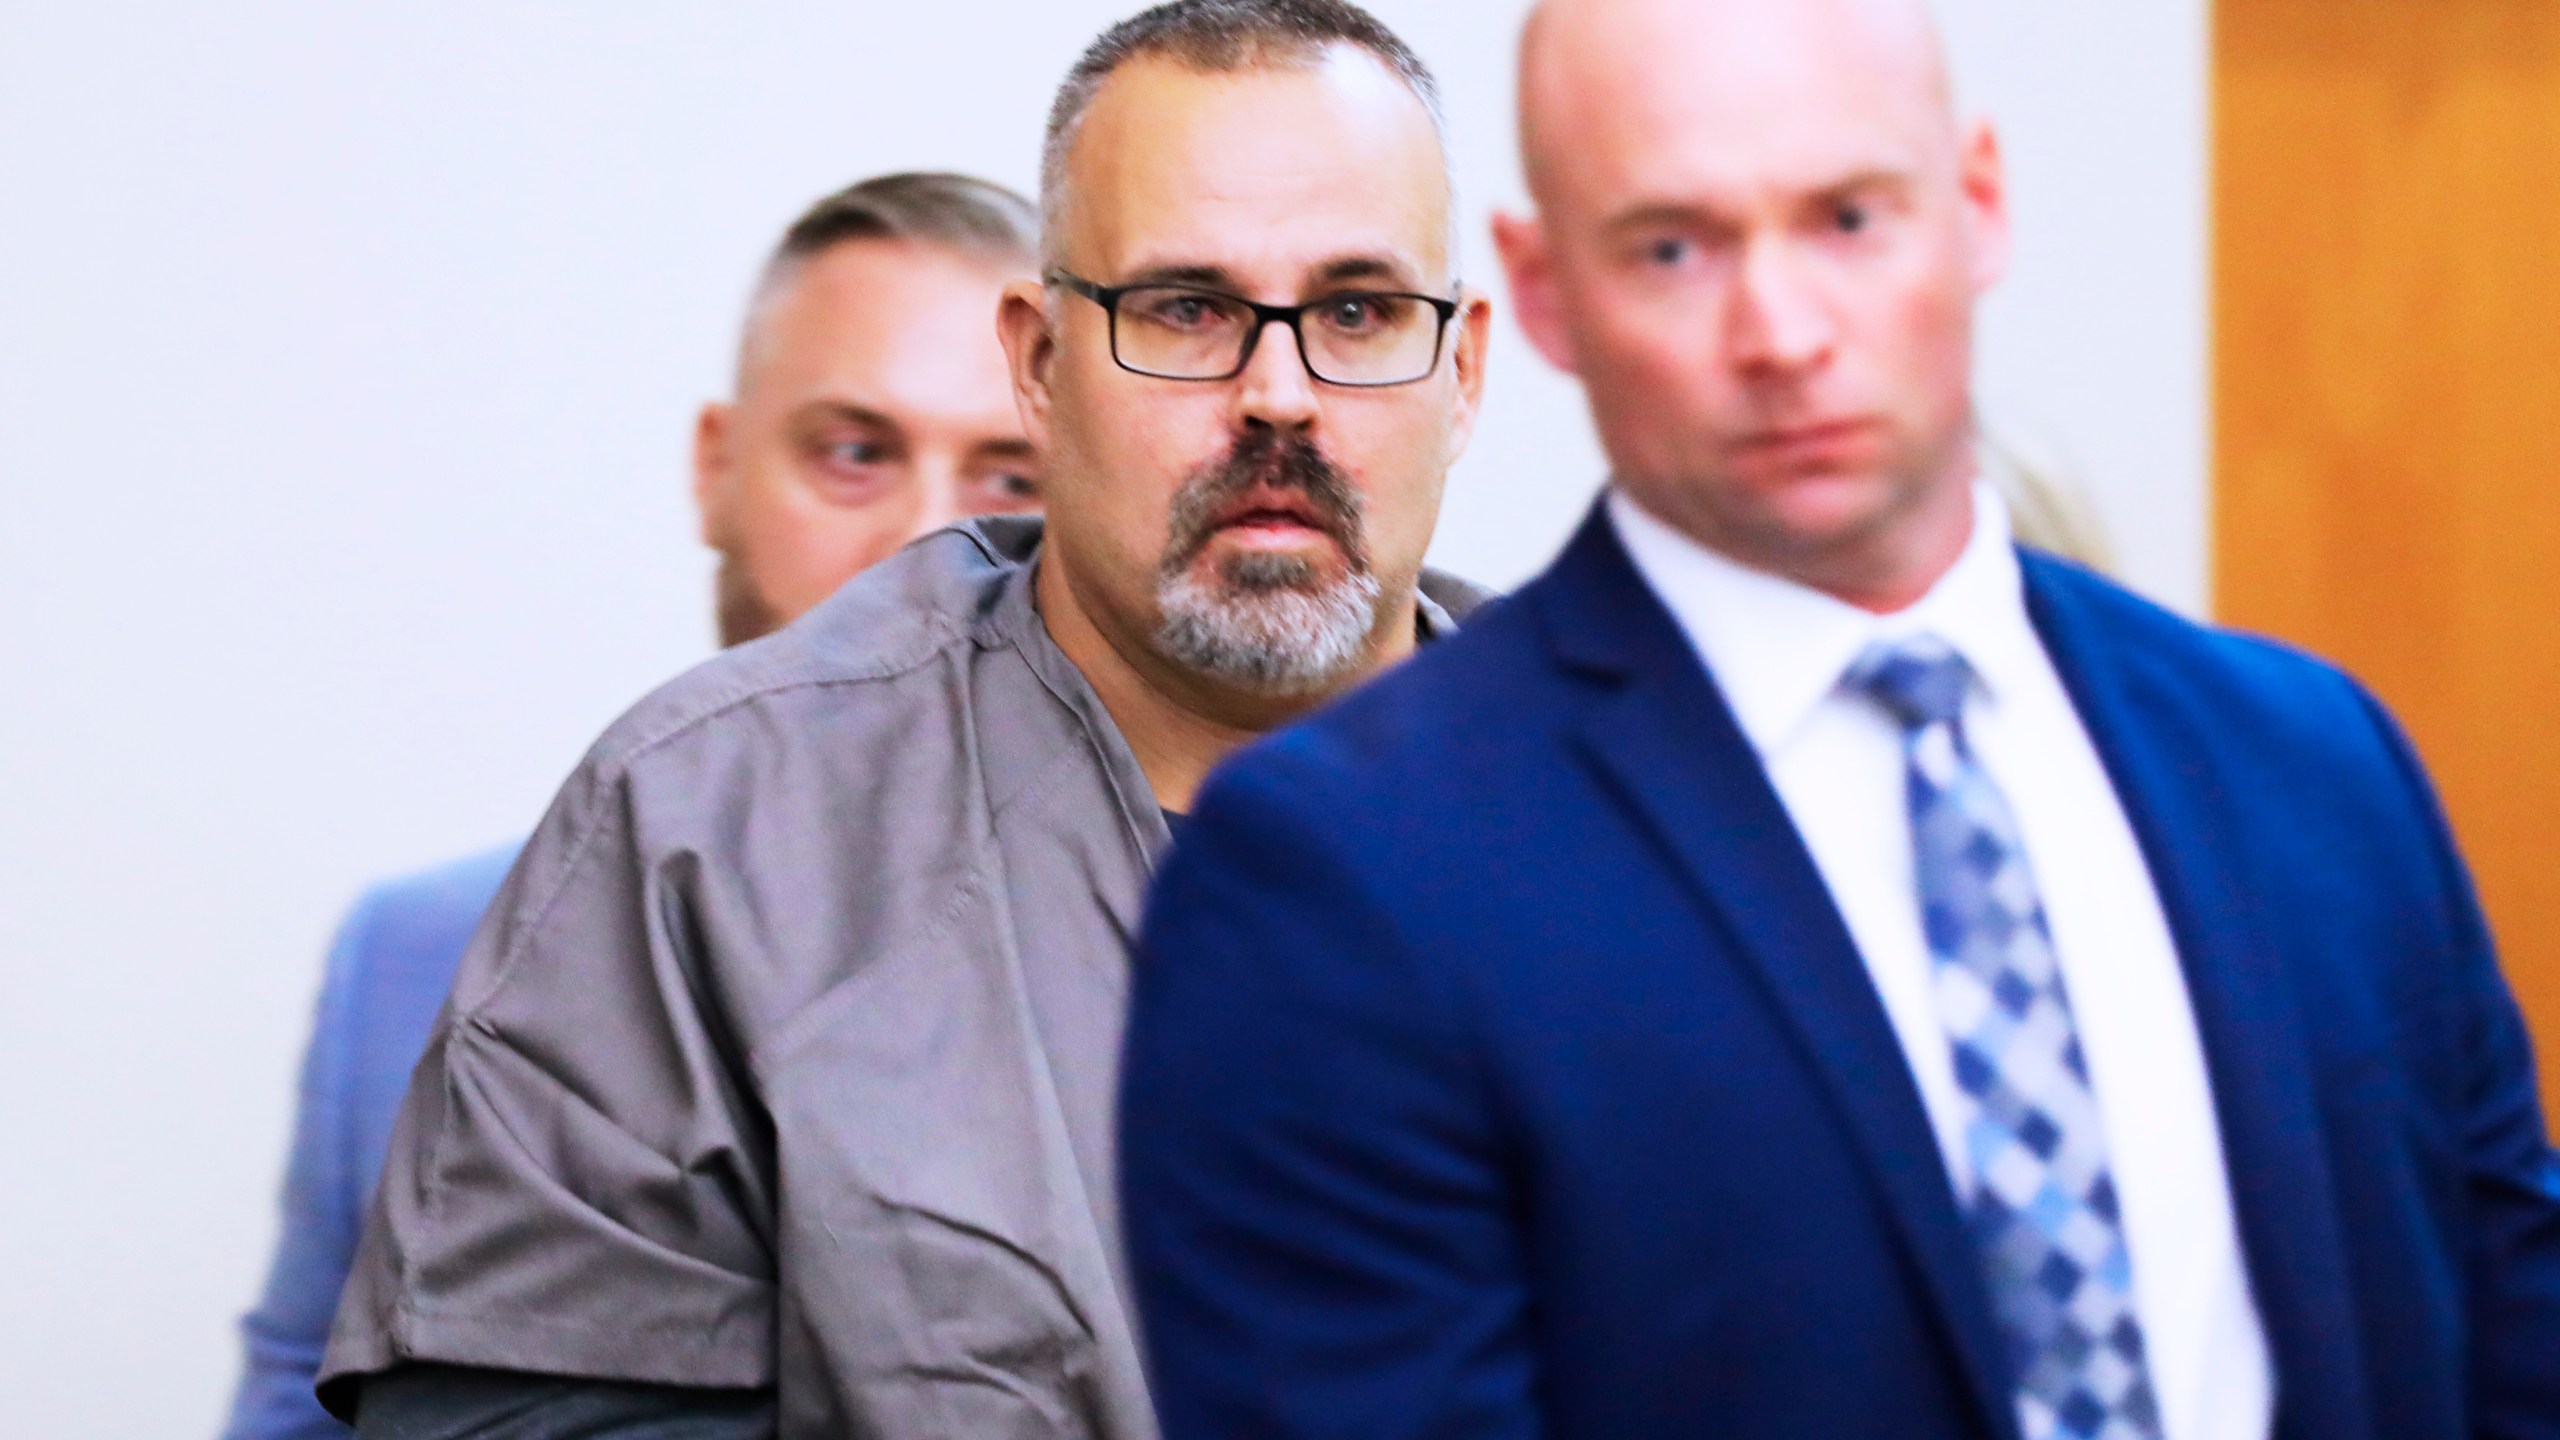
[1851,637,1973,734]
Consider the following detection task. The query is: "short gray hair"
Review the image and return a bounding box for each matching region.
[737,171,1037,377]
[1039,0,1450,265]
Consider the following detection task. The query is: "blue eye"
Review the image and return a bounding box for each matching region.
[1834,203,1870,235]
[828,440,888,467]
[1133,289,1236,331]
[1647,236,1691,266]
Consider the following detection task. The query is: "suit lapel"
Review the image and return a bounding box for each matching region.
[2021,555,2372,1440]
[1538,506,2020,1440]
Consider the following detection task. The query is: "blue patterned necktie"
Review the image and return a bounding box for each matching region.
[1850,637,2165,1440]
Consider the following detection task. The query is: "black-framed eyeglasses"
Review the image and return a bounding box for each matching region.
[1048,270,1460,387]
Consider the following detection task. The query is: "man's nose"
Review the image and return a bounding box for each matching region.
[907,458,965,541]
[1728,239,1838,376]
[1233,316,1322,430]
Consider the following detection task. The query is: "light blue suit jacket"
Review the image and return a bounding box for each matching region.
[220,843,520,1440]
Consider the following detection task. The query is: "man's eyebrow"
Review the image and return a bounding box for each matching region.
[1811,167,1915,200]
[973,437,1039,459]
[1310,254,1425,290]
[1116,262,1240,290]
[1109,256,1431,295]
[792,401,900,431]
[1602,170,1916,232]
[1601,199,1736,235]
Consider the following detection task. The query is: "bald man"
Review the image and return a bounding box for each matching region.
[1119,3,2560,1439]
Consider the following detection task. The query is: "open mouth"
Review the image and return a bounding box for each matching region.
[1204,486,1339,547]
[1160,430,1371,582]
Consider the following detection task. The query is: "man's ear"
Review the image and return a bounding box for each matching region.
[997,278,1058,451]
[1443,286,1498,462]
[691,401,732,548]
[1492,209,1579,375]
[1959,118,2012,295]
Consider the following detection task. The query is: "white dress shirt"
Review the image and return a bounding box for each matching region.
[1608,484,2274,1440]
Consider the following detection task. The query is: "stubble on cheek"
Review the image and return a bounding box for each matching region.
[712,550,787,649]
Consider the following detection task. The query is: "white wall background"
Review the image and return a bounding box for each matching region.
[0,3,2204,1434]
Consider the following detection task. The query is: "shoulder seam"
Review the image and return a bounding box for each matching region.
[595,615,976,780]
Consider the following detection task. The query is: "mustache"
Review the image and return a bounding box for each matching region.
[1159,428,1369,578]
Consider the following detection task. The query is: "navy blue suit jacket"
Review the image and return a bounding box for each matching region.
[1122,505,2560,1440]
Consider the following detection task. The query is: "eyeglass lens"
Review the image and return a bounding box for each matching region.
[1112,287,1441,384]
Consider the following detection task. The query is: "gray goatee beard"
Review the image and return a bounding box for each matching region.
[1152,430,1384,697]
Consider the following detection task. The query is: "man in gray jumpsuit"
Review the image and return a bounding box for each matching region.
[316,2,1492,1436]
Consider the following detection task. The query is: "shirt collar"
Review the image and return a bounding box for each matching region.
[1606,480,2042,756]
[1413,579,1462,641]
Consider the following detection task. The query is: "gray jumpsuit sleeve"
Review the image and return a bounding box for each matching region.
[318,742,779,1416]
